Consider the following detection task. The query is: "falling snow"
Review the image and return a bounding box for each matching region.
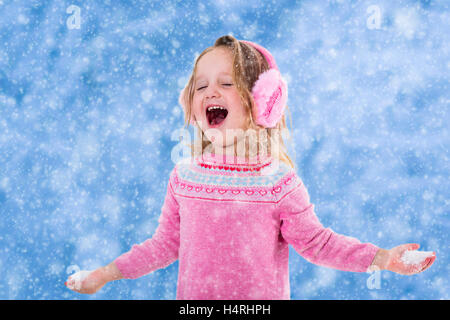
[0,0,448,299]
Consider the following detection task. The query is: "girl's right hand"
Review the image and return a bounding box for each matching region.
[65,268,107,294]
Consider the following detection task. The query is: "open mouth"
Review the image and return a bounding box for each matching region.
[206,105,228,126]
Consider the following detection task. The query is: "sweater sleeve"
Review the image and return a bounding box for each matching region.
[113,168,180,279]
[277,173,379,272]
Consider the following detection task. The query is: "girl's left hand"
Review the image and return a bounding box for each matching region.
[384,243,436,275]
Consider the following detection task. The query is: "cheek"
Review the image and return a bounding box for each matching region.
[192,97,203,116]
[228,94,245,114]
[230,101,248,124]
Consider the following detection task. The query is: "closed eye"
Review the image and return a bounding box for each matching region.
[197,84,233,91]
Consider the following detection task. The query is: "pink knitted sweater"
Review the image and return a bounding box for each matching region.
[114,152,379,300]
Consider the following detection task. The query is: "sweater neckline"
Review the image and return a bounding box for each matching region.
[195,152,273,167]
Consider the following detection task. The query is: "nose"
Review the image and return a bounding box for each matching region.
[204,83,220,99]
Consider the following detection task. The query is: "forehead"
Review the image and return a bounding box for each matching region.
[195,71,232,81]
[195,48,233,81]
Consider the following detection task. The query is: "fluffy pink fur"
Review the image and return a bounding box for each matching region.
[251,69,288,128]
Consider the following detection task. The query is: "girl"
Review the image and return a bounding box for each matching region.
[65,35,436,299]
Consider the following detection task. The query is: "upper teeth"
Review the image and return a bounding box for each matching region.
[207,105,226,111]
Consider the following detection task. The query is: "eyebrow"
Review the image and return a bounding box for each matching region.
[195,72,232,81]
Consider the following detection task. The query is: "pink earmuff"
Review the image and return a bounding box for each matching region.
[178,40,288,128]
[240,40,288,128]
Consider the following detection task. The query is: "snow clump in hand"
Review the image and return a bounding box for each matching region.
[400,250,434,265]
[67,270,93,290]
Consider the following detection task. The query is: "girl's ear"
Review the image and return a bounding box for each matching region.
[178,87,186,112]
[179,87,195,125]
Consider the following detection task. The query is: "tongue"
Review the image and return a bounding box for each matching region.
[207,109,228,125]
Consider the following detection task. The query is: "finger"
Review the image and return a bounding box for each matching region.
[418,255,436,273]
[418,259,432,273]
[424,255,436,269]
[405,243,420,251]
[67,279,76,289]
[402,256,428,275]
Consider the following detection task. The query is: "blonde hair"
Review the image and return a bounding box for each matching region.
[179,35,295,168]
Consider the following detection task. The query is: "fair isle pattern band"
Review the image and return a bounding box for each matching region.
[177,159,291,188]
[170,159,302,204]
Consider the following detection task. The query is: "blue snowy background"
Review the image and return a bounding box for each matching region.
[0,0,448,300]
